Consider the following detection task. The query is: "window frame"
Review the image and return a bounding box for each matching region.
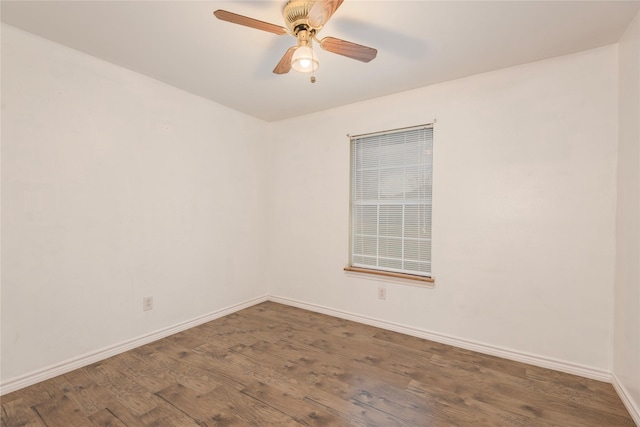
[345,124,434,284]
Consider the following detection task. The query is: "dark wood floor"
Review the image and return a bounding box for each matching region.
[1,301,634,426]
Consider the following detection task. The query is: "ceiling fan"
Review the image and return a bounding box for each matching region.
[213,0,377,82]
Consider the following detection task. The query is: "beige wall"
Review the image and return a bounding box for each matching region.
[614,10,640,423]
[268,46,619,374]
[1,24,270,382]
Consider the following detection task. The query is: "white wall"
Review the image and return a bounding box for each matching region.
[614,10,640,421]
[268,46,619,373]
[1,24,269,383]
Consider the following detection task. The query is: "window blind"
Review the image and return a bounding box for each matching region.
[350,125,433,277]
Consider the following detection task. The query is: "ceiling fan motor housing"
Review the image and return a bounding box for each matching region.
[283,0,316,34]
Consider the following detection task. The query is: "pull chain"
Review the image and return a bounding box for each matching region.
[310,40,317,83]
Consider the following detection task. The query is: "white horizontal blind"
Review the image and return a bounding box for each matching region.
[350,125,433,277]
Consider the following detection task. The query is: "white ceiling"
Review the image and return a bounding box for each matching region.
[2,1,638,122]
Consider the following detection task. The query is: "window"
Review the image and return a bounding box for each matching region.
[347,125,433,281]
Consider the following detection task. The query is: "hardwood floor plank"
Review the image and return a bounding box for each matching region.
[428,351,633,421]
[135,397,204,427]
[62,368,121,419]
[303,387,406,427]
[96,401,141,426]
[156,382,296,426]
[351,387,439,425]
[1,398,46,427]
[3,379,65,408]
[128,347,224,395]
[525,364,631,413]
[32,394,93,427]
[88,408,127,427]
[240,380,345,426]
[51,372,104,417]
[1,302,634,426]
[405,381,528,427]
[82,360,159,416]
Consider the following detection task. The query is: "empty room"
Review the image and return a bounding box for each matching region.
[1,0,639,425]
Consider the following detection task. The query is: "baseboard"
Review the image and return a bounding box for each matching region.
[268,295,611,383]
[0,295,269,396]
[612,373,640,426]
[0,293,618,400]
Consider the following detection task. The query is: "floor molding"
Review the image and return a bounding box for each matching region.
[1,293,623,405]
[612,372,640,426]
[0,295,268,396]
[268,295,612,383]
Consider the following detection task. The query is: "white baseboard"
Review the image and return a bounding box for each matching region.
[612,373,640,426]
[0,295,268,396]
[1,293,621,405]
[268,295,612,383]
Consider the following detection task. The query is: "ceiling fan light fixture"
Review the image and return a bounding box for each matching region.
[291,46,319,73]
[214,0,377,76]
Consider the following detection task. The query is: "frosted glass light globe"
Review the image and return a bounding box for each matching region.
[291,46,319,73]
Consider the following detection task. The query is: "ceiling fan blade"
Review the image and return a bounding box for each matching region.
[308,0,344,28]
[273,47,297,74]
[213,10,288,36]
[320,37,377,62]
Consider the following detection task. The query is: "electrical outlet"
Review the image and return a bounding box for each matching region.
[378,287,386,300]
[143,296,153,311]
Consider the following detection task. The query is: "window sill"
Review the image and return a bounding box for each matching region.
[344,266,435,288]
